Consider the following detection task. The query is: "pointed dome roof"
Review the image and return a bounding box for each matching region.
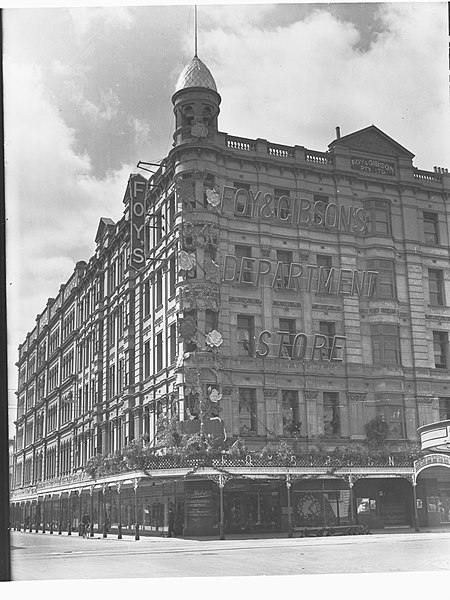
[175,56,217,92]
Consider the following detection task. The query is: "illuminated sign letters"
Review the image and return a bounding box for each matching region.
[219,185,367,232]
[129,174,146,270]
[256,329,346,362]
[222,255,377,298]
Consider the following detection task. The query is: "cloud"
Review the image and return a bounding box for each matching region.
[4,56,134,400]
[199,3,449,170]
[68,6,134,39]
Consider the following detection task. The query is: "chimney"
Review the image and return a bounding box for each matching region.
[336,126,341,139]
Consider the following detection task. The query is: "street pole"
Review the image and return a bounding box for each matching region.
[78,490,83,536]
[90,486,94,537]
[117,483,122,540]
[219,474,225,540]
[49,495,53,534]
[102,484,108,538]
[42,497,46,534]
[412,481,420,532]
[134,479,140,540]
[348,477,356,525]
[286,474,293,538]
[58,494,62,535]
[68,492,72,536]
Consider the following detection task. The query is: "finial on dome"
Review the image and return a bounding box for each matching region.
[194,5,198,58]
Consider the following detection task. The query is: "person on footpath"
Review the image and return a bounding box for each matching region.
[81,513,91,538]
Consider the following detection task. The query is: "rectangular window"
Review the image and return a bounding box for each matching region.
[235,244,253,283]
[275,249,292,288]
[205,309,219,333]
[313,194,329,224]
[156,269,163,307]
[167,194,175,231]
[37,375,46,402]
[108,313,116,346]
[144,341,151,378]
[233,181,252,216]
[62,310,75,340]
[169,323,177,365]
[278,317,296,357]
[439,397,450,421]
[319,321,336,360]
[423,212,439,244]
[367,259,396,298]
[49,328,60,355]
[118,360,124,394]
[323,392,340,437]
[143,279,151,317]
[169,256,176,297]
[48,364,59,393]
[376,404,405,439]
[366,200,391,235]
[118,251,125,283]
[429,269,445,306]
[282,390,301,436]
[37,342,47,367]
[26,388,34,411]
[154,209,164,245]
[46,404,58,433]
[239,388,257,435]
[108,365,115,399]
[274,188,291,220]
[156,332,163,372]
[28,354,36,376]
[371,324,401,365]
[433,331,448,369]
[237,315,254,356]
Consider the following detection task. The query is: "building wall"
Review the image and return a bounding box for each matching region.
[11,92,450,494]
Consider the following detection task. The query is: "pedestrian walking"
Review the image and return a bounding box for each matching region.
[81,513,91,538]
[168,507,175,537]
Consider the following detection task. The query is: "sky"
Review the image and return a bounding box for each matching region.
[4,1,450,431]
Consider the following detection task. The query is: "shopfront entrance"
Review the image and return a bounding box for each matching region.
[415,464,450,527]
[224,481,280,533]
[353,477,411,529]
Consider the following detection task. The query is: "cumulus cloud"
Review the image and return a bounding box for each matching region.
[68,6,134,38]
[4,56,134,394]
[199,3,449,169]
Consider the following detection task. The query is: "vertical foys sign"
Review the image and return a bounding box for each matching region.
[129,174,146,270]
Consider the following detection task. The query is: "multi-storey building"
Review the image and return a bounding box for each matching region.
[10,55,450,537]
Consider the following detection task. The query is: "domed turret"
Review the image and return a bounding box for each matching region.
[175,56,217,93]
[172,55,221,144]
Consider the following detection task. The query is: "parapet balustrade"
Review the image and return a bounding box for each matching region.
[225,136,257,152]
[413,168,443,183]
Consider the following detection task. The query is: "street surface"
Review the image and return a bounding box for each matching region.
[9,529,450,580]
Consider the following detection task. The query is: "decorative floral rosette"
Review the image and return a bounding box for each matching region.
[206,188,220,208]
[205,329,223,348]
[179,250,197,272]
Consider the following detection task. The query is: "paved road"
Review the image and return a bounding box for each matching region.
[9,530,450,580]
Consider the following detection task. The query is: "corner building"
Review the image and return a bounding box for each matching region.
[10,56,450,537]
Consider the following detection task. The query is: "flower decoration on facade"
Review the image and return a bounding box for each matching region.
[179,251,197,272]
[191,121,208,138]
[205,329,223,348]
[205,188,220,208]
[208,387,222,404]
